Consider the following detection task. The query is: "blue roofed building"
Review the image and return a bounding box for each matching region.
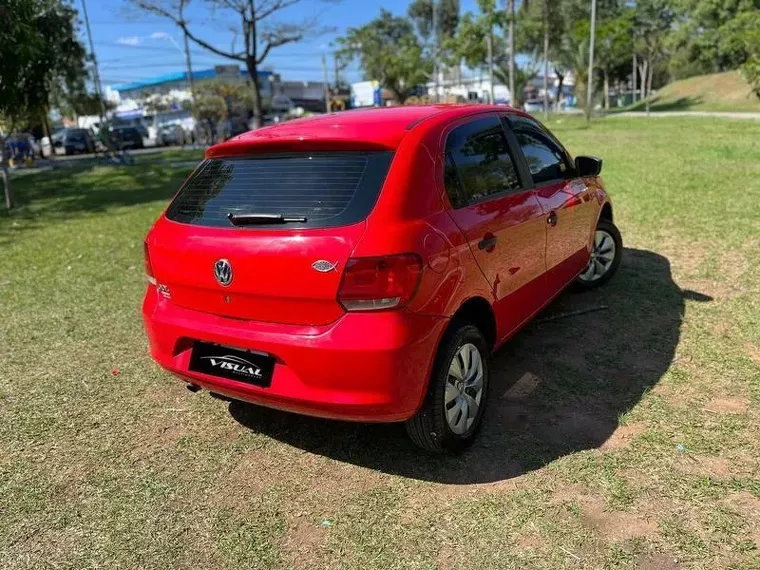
[111,65,275,101]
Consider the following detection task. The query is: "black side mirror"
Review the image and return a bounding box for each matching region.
[575,155,603,177]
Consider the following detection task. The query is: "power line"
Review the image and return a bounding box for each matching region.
[95,41,337,57]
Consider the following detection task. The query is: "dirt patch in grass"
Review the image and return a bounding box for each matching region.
[676,456,732,478]
[635,552,681,570]
[283,517,328,570]
[436,544,456,570]
[600,422,648,450]
[724,492,760,547]
[745,343,760,365]
[579,495,659,542]
[704,397,749,414]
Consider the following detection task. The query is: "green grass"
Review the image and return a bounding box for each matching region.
[1,117,760,569]
[621,70,760,113]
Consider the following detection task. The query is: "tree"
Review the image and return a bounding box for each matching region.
[721,11,760,98]
[494,56,539,106]
[127,0,335,129]
[336,10,432,104]
[408,0,460,100]
[408,0,460,42]
[672,0,760,75]
[634,0,675,115]
[0,0,89,210]
[515,0,565,116]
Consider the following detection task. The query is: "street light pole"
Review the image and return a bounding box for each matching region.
[322,54,331,113]
[586,0,597,124]
[80,0,107,123]
[432,0,439,103]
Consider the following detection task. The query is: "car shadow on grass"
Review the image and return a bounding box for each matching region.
[228,247,712,484]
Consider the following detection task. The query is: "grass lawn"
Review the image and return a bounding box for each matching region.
[1,116,759,569]
[621,70,760,113]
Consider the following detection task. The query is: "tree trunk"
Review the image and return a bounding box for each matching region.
[603,69,610,110]
[632,50,637,103]
[646,61,654,117]
[637,60,648,97]
[1,137,13,210]
[555,69,565,111]
[246,56,264,129]
[542,2,549,119]
[507,0,515,107]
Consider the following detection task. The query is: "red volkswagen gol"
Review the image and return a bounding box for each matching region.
[143,105,622,453]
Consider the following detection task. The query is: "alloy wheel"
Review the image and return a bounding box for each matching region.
[579,229,616,283]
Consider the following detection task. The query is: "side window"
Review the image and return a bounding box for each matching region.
[444,116,522,207]
[510,116,574,185]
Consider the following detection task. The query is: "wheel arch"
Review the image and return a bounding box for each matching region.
[599,201,613,223]
[449,296,497,351]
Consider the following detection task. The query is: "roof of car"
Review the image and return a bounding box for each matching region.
[207,104,524,158]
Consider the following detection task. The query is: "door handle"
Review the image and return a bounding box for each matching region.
[547,212,558,226]
[478,235,498,251]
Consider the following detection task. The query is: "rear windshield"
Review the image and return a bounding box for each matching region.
[166,151,394,229]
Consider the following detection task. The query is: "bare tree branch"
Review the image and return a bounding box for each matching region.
[126,0,339,126]
[256,0,302,22]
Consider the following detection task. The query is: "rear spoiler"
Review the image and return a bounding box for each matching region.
[207,135,396,159]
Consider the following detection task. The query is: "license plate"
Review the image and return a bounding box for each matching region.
[189,342,274,388]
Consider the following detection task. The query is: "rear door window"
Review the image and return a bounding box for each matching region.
[166,151,394,229]
[444,116,522,207]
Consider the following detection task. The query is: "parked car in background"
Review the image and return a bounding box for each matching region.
[53,128,95,155]
[523,99,549,113]
[111,126,144,150]
[157,123,187,146]
[143,105,622,453]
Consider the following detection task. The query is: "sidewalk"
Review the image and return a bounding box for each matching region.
[609,111,760,120]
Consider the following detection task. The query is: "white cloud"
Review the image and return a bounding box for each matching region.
[117,36,141,46]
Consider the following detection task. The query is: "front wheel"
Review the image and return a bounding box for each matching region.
[405,322,490,453]
[576,218,622,289]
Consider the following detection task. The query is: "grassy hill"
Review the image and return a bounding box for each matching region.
[627,70,760,113]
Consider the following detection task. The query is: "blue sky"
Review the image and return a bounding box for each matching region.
[83,0,483,88]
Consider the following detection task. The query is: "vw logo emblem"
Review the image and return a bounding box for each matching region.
[214,259,233,287]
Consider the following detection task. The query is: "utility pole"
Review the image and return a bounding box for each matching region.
[586,0,597,123]
[542,2,550,119]
[80,0,107,123]
[432,0,439,103]
[487,31,495,104]
[486,3,495,104]
[507,0,516,107]
[321,54,330,113]
[183,31,196,110]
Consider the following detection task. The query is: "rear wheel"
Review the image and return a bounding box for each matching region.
[405,322,490,453]
[576,218,622,289]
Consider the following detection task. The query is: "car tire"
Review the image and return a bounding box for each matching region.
[575,218,622,290]
[405,321,490,454]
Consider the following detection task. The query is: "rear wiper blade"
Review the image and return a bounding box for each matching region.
[227,212,308,225]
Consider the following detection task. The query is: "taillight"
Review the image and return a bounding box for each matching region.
[144,241,156,285]
[338,254,423,311]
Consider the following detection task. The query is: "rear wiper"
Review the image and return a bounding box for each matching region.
[227,212,308,225]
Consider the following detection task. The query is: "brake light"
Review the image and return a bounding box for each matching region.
[144,241,156,285]
[338,254,423,311]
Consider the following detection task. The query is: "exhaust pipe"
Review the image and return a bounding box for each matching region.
[186,383,201,393]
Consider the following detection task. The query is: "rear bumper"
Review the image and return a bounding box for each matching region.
[142,288,449,422]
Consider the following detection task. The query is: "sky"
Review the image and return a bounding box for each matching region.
[83,0,483,89]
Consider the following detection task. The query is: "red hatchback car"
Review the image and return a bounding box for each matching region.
[143,105,622,453]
